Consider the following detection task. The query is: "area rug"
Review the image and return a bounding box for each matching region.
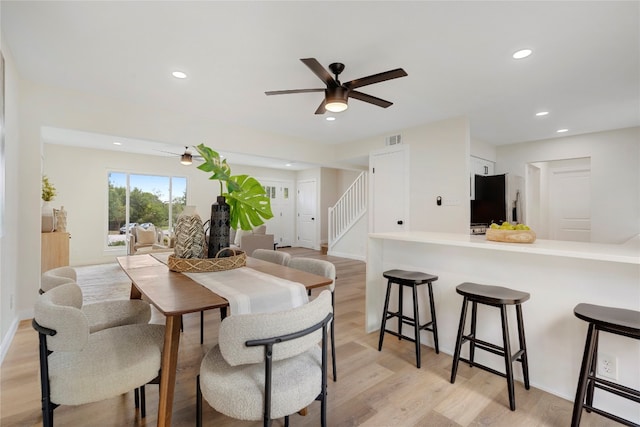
[74,263,131,303]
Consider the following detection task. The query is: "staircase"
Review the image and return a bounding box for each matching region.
[328,172,367,252]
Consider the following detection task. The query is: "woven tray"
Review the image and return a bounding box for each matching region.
[168,248,246,272]
[486,229,536,243]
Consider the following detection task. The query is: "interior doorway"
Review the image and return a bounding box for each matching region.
[527,157,591,241]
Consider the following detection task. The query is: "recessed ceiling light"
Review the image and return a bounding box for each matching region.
[536,111,549,116]
[113,141,122,146]
[172,71,187,79]
[557,128,569,133]
[326,117,336,121]
[285,163,292,167]
[513,49,532,59]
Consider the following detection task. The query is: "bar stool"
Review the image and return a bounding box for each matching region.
[450,282,530,411]
[377,269,439,368]
[571,303,640,427]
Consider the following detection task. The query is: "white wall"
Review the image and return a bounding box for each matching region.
[0,42,21,362]
[320,168,339,245]
[470,137,496,161]
[336,169,362,195]
[408,117,470,232]
[330,214,367,261]
[496,127,640,243]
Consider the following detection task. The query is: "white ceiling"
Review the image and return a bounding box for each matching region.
[2,1,639,168]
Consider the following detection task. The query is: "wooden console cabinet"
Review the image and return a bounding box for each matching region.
[41,232,70,273]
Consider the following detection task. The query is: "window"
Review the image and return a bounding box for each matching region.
[107,172,187,248]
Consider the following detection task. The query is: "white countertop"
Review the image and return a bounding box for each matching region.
[368,231,640,265]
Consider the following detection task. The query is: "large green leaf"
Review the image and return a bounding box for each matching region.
[195,143,273,230]
[195,144,240,192]
[224,175,273,230]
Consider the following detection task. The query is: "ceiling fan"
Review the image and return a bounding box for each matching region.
[265,58,408,114]
[157,146,203,165]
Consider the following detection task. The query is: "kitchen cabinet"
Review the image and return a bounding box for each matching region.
[470,156,495,199]
[41,232,70,273]
[472,156,495,176]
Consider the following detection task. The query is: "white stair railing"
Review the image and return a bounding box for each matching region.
[328,172,367,250]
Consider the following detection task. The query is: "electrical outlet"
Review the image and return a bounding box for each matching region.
[597,352,618,380]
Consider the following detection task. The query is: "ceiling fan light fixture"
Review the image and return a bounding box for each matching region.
[180,147,193,165]
[180,153,192,165]
[325,101,348,113]
[325,87,349,113]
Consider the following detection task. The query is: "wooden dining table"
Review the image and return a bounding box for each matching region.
[117,254,333,427]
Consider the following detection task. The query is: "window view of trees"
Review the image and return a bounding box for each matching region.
[107,172,187,247]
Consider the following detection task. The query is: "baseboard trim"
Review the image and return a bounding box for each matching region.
[0,316,19,366]
[327,250,366,262]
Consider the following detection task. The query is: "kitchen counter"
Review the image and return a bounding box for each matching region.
[366,231,640,421]
[369,231,640,264]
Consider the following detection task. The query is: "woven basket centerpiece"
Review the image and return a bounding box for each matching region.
[168,248,246,272]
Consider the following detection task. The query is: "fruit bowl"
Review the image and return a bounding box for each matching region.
[486,228,536,243]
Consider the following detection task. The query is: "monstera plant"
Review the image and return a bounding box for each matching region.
[195,143,273,231]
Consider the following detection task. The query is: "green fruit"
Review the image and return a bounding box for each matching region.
[490,223,500,229]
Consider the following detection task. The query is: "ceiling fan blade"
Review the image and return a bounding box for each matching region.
[157,149,181,156]
[344,68,408,90]
[265,88,325,96]
[314,99,326,115]
[349,91,393,108]
[300,58,338,88]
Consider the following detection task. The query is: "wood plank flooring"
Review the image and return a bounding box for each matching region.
[1,248,615,426]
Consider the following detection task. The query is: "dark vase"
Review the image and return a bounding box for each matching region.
[208,195,230,257]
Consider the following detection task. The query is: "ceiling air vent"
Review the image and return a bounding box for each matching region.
[385,134,402,146]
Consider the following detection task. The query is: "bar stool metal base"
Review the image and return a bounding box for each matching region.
[571,303,640,427]
[450,282,531,411]
[377,269,439,369]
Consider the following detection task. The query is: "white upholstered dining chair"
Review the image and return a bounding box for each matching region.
[197,290,333,427]
[33,282,165,426]
[287,257,338,381]
[40,266,151,333]
[251,248,291,265]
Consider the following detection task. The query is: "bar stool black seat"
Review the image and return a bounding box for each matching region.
[450,282,531,411]
[377,269,439,368]
[571,303,640,427]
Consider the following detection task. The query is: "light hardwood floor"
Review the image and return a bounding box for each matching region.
[1,248,614,426]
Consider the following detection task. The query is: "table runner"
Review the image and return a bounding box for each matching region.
[151,253,308,315]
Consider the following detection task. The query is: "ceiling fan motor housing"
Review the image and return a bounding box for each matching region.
[329,62,345,79]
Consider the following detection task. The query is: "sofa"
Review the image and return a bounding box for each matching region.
[230,225,275,256]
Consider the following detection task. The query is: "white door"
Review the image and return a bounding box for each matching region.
[297,180,317,249]
[549,168,591,242]
[261,180,294,247]
[370,146,409,233]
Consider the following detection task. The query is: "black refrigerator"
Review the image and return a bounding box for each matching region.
[471,174,521,226]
